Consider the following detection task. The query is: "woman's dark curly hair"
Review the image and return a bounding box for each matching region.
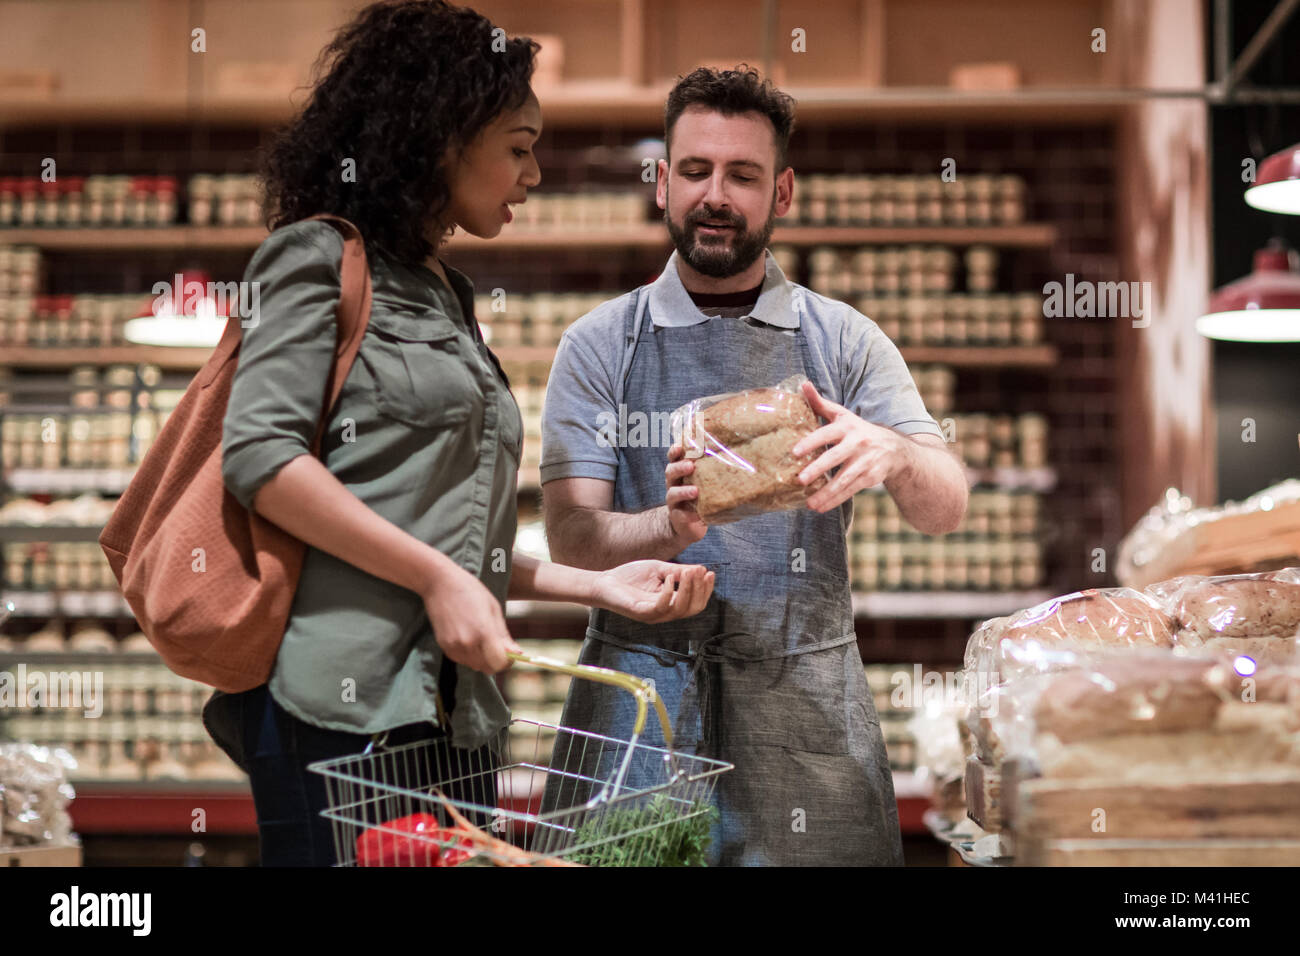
[262,0,538,265]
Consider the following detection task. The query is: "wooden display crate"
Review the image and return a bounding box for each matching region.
[1007,770,1300,866]
[0,844,82,867]
[964,755,1002,833]
[1020,839,1300,867]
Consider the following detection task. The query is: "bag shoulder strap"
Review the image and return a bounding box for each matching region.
[282,214,373,453]
[304,214,372,429]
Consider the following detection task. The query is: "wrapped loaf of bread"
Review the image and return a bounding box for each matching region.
[1026,656,1300,780]
[964,589,1177,687]
[671,377,827,524]
[1001,589,1176,648]
[1145,571,1300,665]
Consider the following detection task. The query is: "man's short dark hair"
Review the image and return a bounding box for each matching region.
[664,65,796,171]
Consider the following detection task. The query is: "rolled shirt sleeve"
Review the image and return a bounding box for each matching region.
[841,311,944,439]
[539,321,621,484]
[221,221,344,510]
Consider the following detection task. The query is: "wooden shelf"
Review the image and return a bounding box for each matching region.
[0,524,105,543]
[0,226,266,250]
[493,347,563,366]
[964,466,1057,491]
[774,225,1057,247]
[451,224,666,250]
[852,589,1051,619]
[0,343,1057,375]
[3,467,136,494]
[1,590,132,617]
[896,346,1057,368]
[505,600,588,620]
[0,86,1131,130]
[505,591,1052,620]
[0,347,213,369]
[0,222,1057,252]
[498,344,1058,370]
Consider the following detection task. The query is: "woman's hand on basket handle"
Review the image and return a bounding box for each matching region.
[422,562,521,675]
[250,454,519,676]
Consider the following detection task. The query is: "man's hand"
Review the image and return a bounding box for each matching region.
[791,380,916,513]
[664,443,709,546]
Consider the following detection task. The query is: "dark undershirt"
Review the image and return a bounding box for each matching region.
[686,281,765,313]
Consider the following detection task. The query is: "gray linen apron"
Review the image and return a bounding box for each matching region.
[548,286,903,867]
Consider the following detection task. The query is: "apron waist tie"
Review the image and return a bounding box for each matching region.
[584,627,860,749]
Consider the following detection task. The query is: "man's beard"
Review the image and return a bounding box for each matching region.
[665,192,777,279]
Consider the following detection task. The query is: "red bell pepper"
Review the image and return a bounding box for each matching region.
[355,813,477,867]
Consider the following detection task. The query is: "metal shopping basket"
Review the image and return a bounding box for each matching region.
[309,651,732,866]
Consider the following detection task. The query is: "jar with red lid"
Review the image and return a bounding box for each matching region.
[84,175,107,225]
[155,176,179,225]
[128,176,153,226]
[0,177,18,226]
[108,176,130,225]
[53,294,77,346]
[187,174,215,225]
[37,179,62,227]
[60,177,86,226]
[17,178,40,226]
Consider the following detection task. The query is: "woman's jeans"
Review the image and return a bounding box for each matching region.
[203,671,497,867]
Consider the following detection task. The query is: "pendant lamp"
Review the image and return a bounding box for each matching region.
[1195,241,1300,342]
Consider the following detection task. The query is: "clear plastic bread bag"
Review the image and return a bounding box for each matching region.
[964,587,1178,689]
[998,648,1300,782]
[1144,567,1300,666]
[0,743,78,848]
[669,374,828,525]
[964,641,1091,768]
[909,695,967,795]
[1117,480,1300,587]
[959,588,1179,767]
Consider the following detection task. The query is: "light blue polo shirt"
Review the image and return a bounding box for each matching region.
[540,249,944,486]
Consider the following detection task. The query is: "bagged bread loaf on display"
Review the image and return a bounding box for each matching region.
[1117,480,1300,588]
[959,586,1184,766]
[670,375,827,524]
[909,700,969,823]
[992,652,1300,782]
[963,588,1177,688]
[1145,568,1300,665]
[0,744,77,848]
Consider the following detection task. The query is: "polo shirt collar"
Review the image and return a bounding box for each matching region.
[647,249,799,329]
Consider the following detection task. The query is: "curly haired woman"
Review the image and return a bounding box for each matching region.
[202,0,714,866]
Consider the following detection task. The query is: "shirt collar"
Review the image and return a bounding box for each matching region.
[647,249,800,329]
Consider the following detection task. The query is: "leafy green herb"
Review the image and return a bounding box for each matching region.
[567,796,718,867]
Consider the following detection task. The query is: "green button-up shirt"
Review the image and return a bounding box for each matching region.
[220,220,521,749]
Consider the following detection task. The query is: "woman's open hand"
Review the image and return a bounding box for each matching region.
[591,560,714,624]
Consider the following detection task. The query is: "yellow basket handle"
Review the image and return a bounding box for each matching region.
[506,650,674,752]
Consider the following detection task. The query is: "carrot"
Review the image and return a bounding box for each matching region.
[428,789,582,867]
